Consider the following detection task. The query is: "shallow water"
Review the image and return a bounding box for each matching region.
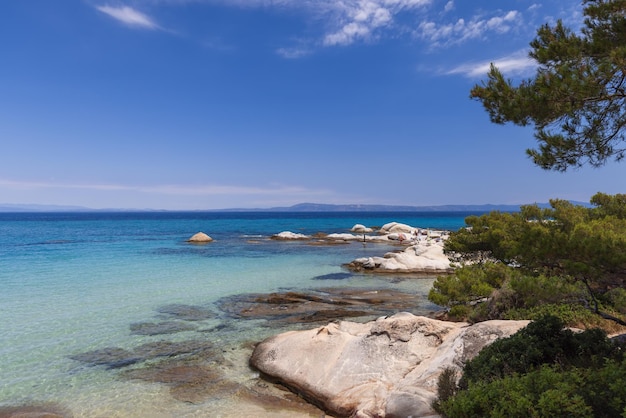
[0,211,471,417]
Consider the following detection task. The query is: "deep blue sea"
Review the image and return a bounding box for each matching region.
[0,211,474,417]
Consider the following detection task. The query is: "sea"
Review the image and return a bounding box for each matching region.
[0,211,476,417]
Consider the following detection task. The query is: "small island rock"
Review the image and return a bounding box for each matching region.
[187,232,213,243]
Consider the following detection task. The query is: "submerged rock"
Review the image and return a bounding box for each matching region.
[123,361,236,404]
[70,340,217,369]
[0,402,70,418]
[130,320,197,336]
[216,288,434,327]
[156,304,215,321]
[250,313,529,417]
[69,347,140,369]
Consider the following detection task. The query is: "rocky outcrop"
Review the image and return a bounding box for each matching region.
[348,241,453,274]
[250,313,529,417]
[187,232,213,243]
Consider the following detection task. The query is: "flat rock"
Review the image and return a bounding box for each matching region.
[0,403,70,418]
[216,288,433,327]
[250,313,529,417]
[130,320,197,335]
[156,304,215,321]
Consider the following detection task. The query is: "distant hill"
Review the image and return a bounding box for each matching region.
[217,202,591,212]
[0,201,592,213]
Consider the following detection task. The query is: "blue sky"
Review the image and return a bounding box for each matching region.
[1,0,623,210]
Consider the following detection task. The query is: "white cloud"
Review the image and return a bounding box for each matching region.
[276,46,311,59]
[320,0,432,46]
[0,178,326,197]
[96,5,160,30]
[446,49,536,78]
[416,9,521,47]
[443,1,454,13]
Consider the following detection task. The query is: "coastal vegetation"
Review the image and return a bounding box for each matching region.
[434,316,626,417]
[431,1,626,415]
[429,192,626,329]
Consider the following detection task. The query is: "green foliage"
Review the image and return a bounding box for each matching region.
[470,0,626,171]
[504,303,600,328]
[604,287,626,314]
[432,367,459,411]
[444,193,626,292]
[436,316,626,418]
[429,263,520,321]
[459,316,619,388]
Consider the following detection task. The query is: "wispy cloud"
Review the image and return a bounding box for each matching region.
[0,178,329,197]
[446,49,536,78]
[322,0,431,46]
[276,46,311,59]
[416,9,521,48]
[96,5,160,30]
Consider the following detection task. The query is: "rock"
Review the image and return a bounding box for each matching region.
[130,321,197,336]
[216,288,431,327]
[69,347,141,369]
[70,340,217,369]
[351,224,373,233]
[271,231,310,240]
[156,304,215,321]
[380,222,414,234]
[187,232,213,243]
[123,362,236,404]
[0,403,70,418]
[250,313,529,418]
[348,242,453,274]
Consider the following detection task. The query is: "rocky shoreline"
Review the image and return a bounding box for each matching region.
[273,222,455,275]
[3,222,508,418]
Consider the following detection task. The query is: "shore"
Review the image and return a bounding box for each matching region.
[1,219,452,418]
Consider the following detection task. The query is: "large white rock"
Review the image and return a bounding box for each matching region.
[271,231,310,240]
[350,242,453,274]
[380,222,415,234]
[251,313,530,418]
[351,224,374,233]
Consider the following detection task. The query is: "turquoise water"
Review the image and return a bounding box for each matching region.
[0,211,472,417]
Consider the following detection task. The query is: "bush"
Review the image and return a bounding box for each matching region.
[437,316,626,417]
[460,316,618,388]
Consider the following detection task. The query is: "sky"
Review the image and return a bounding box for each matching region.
[1,0,624,210]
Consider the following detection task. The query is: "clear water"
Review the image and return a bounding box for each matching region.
[0,211,472,417]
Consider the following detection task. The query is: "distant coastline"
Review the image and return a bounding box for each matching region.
[0,201,591,213]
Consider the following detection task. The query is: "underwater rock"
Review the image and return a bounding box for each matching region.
[0,402,70,418]
[70,340,217,369]
[216,288,430,327]
[156,304,215,321]
[123,362,235,404]
[130,320,197,336]
[69,347,141,369]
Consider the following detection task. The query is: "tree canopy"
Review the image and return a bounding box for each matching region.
[470,0,626,171]
[430,193,626,325]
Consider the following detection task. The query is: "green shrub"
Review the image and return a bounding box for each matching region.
[604,287,626,314]
[503,303,599,328]
[437,316,626,417]
[460,316,618,388]
[438,361,626,418]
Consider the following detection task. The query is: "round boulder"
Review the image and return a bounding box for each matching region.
[187,232,213,243]
[351,224,373,233]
